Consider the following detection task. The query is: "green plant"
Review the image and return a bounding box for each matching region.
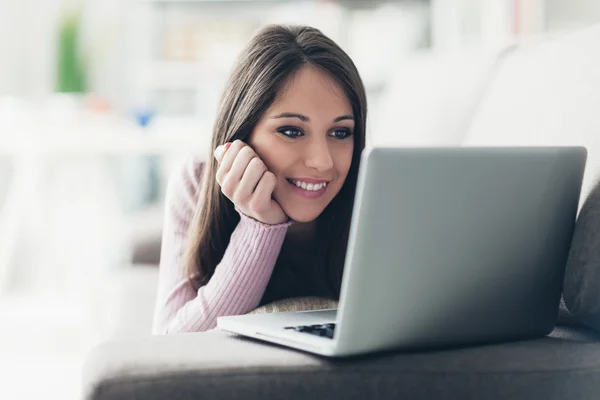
[56,11,86,93]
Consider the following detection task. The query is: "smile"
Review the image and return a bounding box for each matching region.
[288,179,328,191]
[286,178,329,199]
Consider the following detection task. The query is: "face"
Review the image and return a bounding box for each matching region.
[248,64,355,223]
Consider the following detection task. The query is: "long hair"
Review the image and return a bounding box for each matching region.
[184,25,367,297]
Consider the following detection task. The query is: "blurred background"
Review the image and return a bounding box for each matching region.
[1,0,599,398]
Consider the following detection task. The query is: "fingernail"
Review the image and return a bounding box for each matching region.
[225,142,232,151]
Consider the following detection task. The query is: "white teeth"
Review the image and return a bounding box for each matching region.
[290,180,328,191]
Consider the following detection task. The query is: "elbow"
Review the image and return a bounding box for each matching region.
[154,316,217,335]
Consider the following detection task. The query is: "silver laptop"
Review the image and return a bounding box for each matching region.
[217,146,587,357]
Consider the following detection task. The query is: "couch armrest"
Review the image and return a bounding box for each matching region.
[82,327,600,400]
[125,204,164,266]
[130,234,162,266]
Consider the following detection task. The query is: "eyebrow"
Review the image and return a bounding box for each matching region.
[270,112,354,123]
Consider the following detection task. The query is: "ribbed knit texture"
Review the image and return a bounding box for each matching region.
[152,159,291,334]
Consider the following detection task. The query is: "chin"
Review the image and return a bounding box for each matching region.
[284,207,323,223]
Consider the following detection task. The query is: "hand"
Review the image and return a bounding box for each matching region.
[214,140,288,225]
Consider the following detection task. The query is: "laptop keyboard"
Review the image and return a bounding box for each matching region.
[285,323,336,339]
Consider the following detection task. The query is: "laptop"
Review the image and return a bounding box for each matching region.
[217,146,587,357]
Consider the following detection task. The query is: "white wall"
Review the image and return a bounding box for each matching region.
[0,0,60,97]
[0,1,29,96]
[546,0,600,31]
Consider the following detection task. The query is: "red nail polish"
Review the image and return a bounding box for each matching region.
[224,142,232,151]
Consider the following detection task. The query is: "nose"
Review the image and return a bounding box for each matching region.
[304,136,334,172]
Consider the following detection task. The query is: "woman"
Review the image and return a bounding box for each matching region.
[153,25,367,334]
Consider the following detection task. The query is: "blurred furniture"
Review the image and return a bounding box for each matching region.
[128,0,427,116]
[0,111,208,300]
[84,25,600,399]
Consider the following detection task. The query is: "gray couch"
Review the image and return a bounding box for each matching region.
[82,26,600,399]
[83,324,600,400]
[82,192,600,400]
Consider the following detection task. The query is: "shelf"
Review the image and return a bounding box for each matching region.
[0,116,212,155]
[136,61,207,89]
[142,0,296,5]
[128,0,430,114]
[141,0,423,10]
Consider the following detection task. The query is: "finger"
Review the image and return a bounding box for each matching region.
[214,142,232,163]
[248,171,278,215]
[233,157,267,203]
[224,145,257,185]
[215,140,246,184]
[219,145,257,197]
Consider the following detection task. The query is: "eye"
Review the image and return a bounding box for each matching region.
[277,126,304,139]
[329,128,353,140]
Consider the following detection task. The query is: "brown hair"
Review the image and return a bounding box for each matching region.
[184,25,367,297]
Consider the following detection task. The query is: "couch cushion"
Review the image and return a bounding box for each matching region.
[462,25,600,203]
[564,180,600,330]
[370,47,500,147]
[83,326,600,400]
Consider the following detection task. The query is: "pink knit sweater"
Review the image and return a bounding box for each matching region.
[152,159,292,334]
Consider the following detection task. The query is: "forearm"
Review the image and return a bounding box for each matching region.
[158,214,290,333]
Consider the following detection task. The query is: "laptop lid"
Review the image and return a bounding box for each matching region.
[333,146,586,356]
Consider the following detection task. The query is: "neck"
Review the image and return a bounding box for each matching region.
[286,220,318,247]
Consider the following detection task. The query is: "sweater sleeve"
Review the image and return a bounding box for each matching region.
[151,158,291,334]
